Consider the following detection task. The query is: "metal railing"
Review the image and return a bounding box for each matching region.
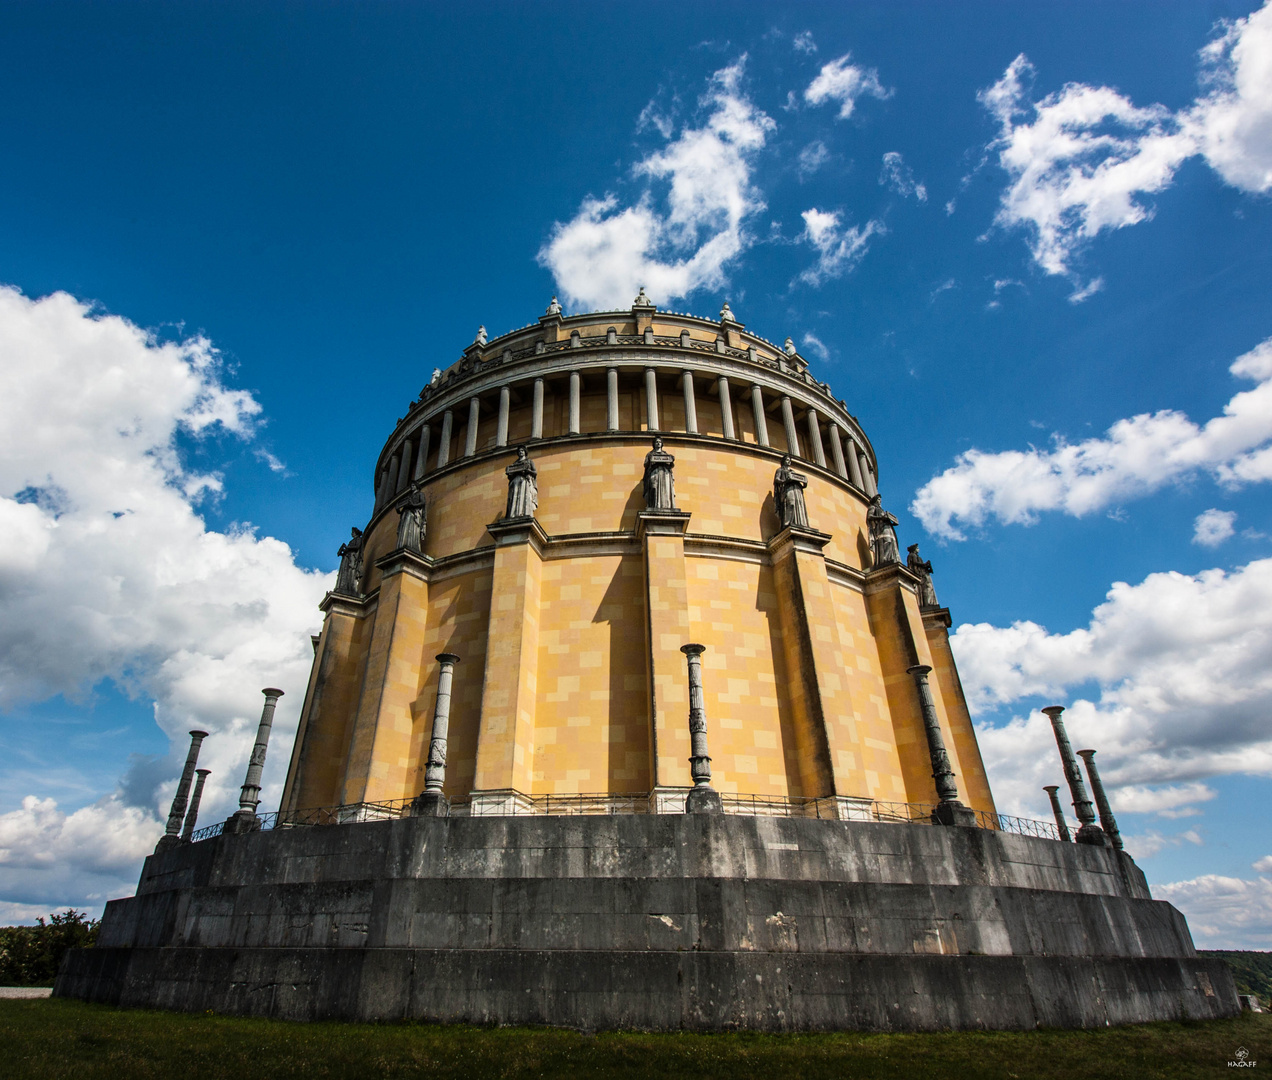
[188,792,1064,844]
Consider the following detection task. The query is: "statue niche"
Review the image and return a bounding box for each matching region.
[642,437,677,511]
[773,454,810,529]
[504,446,538,519]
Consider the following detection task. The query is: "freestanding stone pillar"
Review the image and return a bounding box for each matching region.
[224,689,284,834]
[908,665,976,826]
[412,653,460,817]
[156,729,208,852]
[1042,706,1106,846]
[1078,749,1123,850]
[180,769,211,842]
[1043,784,1072,842]
[681,644,722,813]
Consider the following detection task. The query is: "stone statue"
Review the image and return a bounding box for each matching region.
[396,484,427,554]
[773,454,810,529]
[866,495,901,568]
[720,301,735,322]
[475,325,487,347]
[546,296,562,315]
[505,446,538,519]
[642,437,677,511]
[907,543,939,607]
[335,526,364,595]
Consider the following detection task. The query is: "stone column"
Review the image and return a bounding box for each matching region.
[568,371,581,434]
[846,437,865,489]
[180,769,211,841]
[645,368,660,430]
[750,385,770,446]
[1043,784,1073,842]
[496,386,510,447]
[412,653,460,816]
[908,665,976,826]
[531,378,544,439]
[1078,749,1123,850]
[414,423,431,480]
[225,688,284,830]
[781,395,801,457]
[717,377,735,440]
[156,729,208,852]
[859,450,877,496]
[681,371,698,434]
[465,396,481,456]
[1042,706,1106,845]
[806,408,826,467]
[385,452,401,499]
[394,441,414,495]
[829,425,848,479]
[607,368,619,431]
[681,644,722,813]
[437,409,453,467]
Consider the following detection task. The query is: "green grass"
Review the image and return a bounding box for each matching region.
[1,999,1268,1080]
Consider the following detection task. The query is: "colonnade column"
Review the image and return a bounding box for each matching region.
[682,371,698,434]
[531,378,544,439]
[717,377,735,440]
[1042,706,1106,845]
[858,448,876,496]
[437,410,453,467]
[828,425,848,479]
[846,437,865,489]
[806,407,826,467]
[465,396,481,456]
[750,385,770,446]
[394,440,414,495]
[414,424,431,480]
[568,371,581,434]
[780,395,801,457]
[386,452,401,498]
[411,653,460,817]
[645,368,660,431]
[496,386,510,447]
[607,368,619,431]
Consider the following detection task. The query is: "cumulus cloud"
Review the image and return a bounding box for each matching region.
[797,208,884,286]
[1155,873,1272,948]
[1193,508,1237,546]
[0,286,330,914]
[959,557,1272,820]
[1254,855,1272,873]
[879,151,927,201]
[805,54,891,119]
[911,337,1272,540]
[539,61,775,311]
[980,3,1272,289]
[797,139,830,178]
[800,332,830,362]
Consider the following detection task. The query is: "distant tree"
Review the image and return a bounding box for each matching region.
[0,910,100,986]
[1200,950,1272,1005]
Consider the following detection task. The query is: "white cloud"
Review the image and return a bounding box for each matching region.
[958,557,1272,821]
[980,4,1272,286]
[792,30,817,56]
[800,332,830,362]
[539,60,775,311]
[1194,508,1237,546]
[1122,829,1204,860]
[912,337,1272,540]
[0,286,330,913]
[879,151,927,201]
[798,140,830,178]
[1254,855,1272,873]
[804,54,891,119]
[797,208,884,286]
[1155,873,1272,948]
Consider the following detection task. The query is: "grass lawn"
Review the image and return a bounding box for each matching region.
[0,999,1268,1080]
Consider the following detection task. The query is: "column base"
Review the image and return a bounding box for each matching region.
[153,834,184,854]
[222,812,261,836]
[409,791,450,818]
[1076,823,1108,846]
[931,801,978,828]
[685,786,723,814]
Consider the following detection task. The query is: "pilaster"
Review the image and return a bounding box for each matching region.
[471,517,547,797]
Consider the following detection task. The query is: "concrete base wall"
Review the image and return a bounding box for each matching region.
[56,814,1239,1031]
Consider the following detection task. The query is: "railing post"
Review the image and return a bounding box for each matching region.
[156,729,208,852]
[907,665,976,826]
[1043,785,1072,841]
[412,653,460,817]
[1042,706,1106,846]
[1077,749,1123,850]
[180,769,211,841]
[681,644,721,813]
[225,688,285,835]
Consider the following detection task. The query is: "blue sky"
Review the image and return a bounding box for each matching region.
[1,1,1270,947]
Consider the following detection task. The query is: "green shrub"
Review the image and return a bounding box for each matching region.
[1198,950,1272,1005]
[0,911,99,987]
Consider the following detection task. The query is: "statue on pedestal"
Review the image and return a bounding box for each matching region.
[396,484,427,554]
[642,437,677,510]
[866,495,901,568]
[907,543,939,607]
[773,454,810,529]
[335,527,365,595]
[505,446,538,519]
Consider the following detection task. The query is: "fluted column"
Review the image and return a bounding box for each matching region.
[385,452,401,498]
[846,437,865,489]
[496,386,510,447]
[394,441,414,495]
[806,407,826,467]
[607,368,619,431]
[681,371,698,434]
[568,371,581,434]
[750,385,770,446]
[180,769,211,841]
[465,396,481,456]
[681,644,722,813]
[645,368,660,430]
[437,410,453,467]
[829,424,848,479]
[907,665,975,825]
[412,653,460,816]
[238,689,284,816]
[781,395,801,457]
[531,378,544,439]
[414,424,431,479]
[1043,784,1073,842]
[157,729,208,851]
[859,449,876,496]
[717,377,735,440]
[1078,749,1123,850]
[1042,706,1106,845]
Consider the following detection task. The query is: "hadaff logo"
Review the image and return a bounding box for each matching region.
[1229,1046,1256,1068]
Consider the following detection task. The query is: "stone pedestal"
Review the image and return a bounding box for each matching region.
[409,791,449,818]
[684,787,723,814]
